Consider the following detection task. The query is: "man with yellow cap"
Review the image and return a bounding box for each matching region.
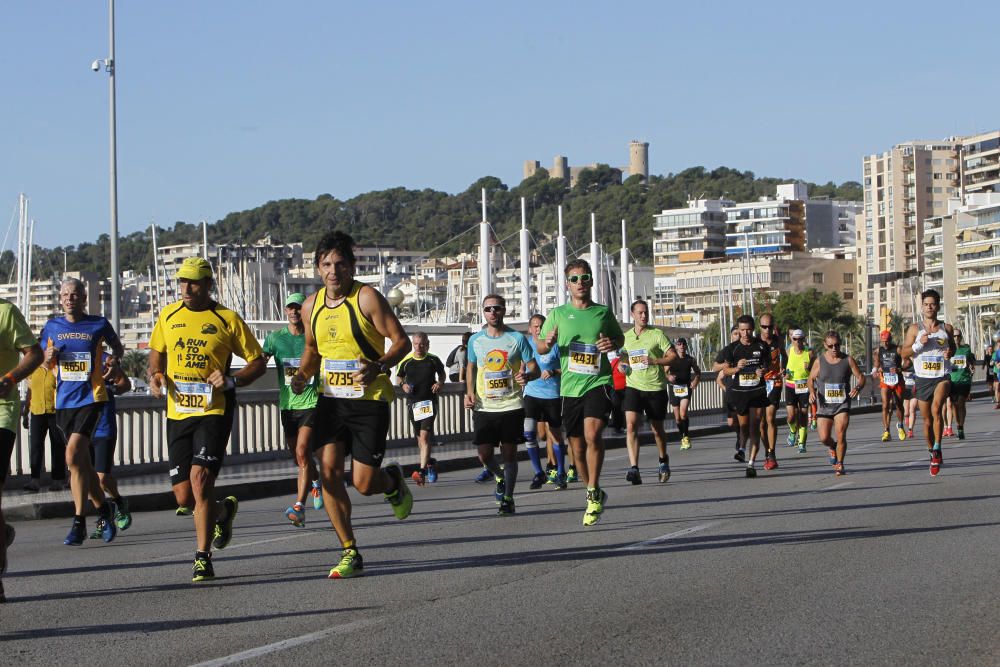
[148,256,267,582]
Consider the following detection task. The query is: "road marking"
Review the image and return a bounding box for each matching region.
[818,481,851,492]
[151,532,311,562]
[189,617,382,667]
[617,523,715,552]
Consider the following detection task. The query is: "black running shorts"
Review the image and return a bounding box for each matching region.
[473,408,525,446]
[0,428,14,483]
[310,396,390,467]
[524,395,562,427]
[89,437,116,474]
[167,413,235,483]
[56,404,102,440]
[280,408,315,442]
[725,389,768,416]
[950,383,971,399]
[623,387,667,421]
[914,377,950,403]
[562,385,613,438]
[784,385,810,410]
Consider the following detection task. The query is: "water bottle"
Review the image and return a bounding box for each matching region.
[617,349,631,376]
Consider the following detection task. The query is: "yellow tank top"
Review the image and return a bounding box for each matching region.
[786,347,812,382]
[310,282,393,402]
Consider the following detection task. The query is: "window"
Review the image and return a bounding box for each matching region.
[813,272,825,284]
[843,273,854,283]
[772,271,791,283]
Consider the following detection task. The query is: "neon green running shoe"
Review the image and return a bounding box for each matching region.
[383,464,413,520]
[212,496,238,550]
[566,466,579,483]
[582,488,608,527]
[328,548,364,579]
[114,498,132,531]
[680,435,692,450]
[176,505,192,517]
[192,556,215,582]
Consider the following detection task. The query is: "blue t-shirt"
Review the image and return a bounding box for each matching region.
[524,337,560,400]
[93,353,117,440]
[41,315,121,409]
[467,326,534,412]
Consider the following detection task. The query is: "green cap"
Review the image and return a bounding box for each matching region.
[285,292,305,307]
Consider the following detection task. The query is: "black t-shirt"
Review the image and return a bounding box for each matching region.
[878,345,901,372]
[761,338,787,378]
[398,354,445,402]
[715,347,732,389]
[721,339,770,392]
[668,356,700,385]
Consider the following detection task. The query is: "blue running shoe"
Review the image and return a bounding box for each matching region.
[64,521,86,546]
[494,476,505,503]
[426,463,438,483]
[311,482,324,511]
[286,504,305,527]
[97,515,117,543]
[474,467,492,483]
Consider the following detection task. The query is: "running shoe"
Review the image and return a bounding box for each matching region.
[285,504,305,527]
[680,436,692,450]
[809,419,817,431]
[658,461,671,483]
[625,467,642,485]
[798,442,807,454]
[427,461,438,483]
[546,468,558,485]
[786,431,796,447]
[474,468,492,483]
[930,449,942,477]
[64,521,86,546]
[881,430,890,443]
[734,449,746,463]
[89,526,103,540]
[828,449,837,465]
[833,462,846,476]
[497,496,516,516]
[411,469,427,486]
[552,473,568,490]
[907,429,914,438]
[745,466,757,479]
[582,488,607,527]
[212,496,239,550]
[566,466,579,483]
[957,428,965,440]
[529,472,546,490]
[176,505,193,517]
[328,548,364,579]
[763,455,778,471]
[384,464,413,520]
[192,556,215,582]
[97,502,117,543]
[311,481,324,510]
[897,425,907,442]
[494,475,505,502]
[942,426,952,438]
[114,498,132,531]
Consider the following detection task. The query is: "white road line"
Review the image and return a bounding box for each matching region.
[151,532,312,562]
[617,522,715,552]
[818,481,851,492]
[189,617,382,667]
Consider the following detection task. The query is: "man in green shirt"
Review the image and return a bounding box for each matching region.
[944,329,975,440]
[262,293,321,527]
[620,299,675,485]
[538,259,624,527]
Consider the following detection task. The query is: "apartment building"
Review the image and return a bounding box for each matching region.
[725,185,806,257]
[652,199,731,277]
[961,131,1000,195]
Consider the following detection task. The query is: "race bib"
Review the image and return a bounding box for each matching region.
[824,383,847,404]
[672,384,689,398]
[794,379,809,394]
[882,372,899,386]
[282,358,314,385]
[59,352,91,382]
[738,373,759,388]
[904,373,916,387]
[765,379,775,394]
[568,342,600,376]
[484,369,513,399]
[951,355,966,370]
[411,399,434,420]
[174,381,212,414]
[323,359,363,399]
[627,348,649,371]
[919,355,945,378]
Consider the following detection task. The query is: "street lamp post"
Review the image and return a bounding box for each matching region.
[93,0,120,332]
[740,223,754,318]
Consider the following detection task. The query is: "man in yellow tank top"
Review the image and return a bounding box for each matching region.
[291,231,413,580]
[783,329,814,453]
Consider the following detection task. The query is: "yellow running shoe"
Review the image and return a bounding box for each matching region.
[328,548,364,579]
[680,435,691,450]
[384,464,413,520]
[897,425,907,441]
[582,488,608,527]
[881,430,890,443]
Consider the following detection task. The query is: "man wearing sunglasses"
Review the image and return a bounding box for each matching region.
[873,329,906,443]
[944,330,975,440]
[718,315,772,477]
[900,289,955,477]
[537,260,624,526]
[808,330,865,475]
[465,295,538,516]
[757,314,786,471]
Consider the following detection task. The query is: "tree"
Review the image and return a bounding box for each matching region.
[121,349,149,380]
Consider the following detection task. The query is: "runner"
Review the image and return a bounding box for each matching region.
[808,330,865,476]
[783,328,813,453]
[291,231,413,579]
[900,289,955,477]
[714,326,744,461]
[945,329,975,440]
[42,278,125,546]
[718,315,771,478]
[21,351,67,492]
[0,298,42,604]
[537,259,624,526]
[262,292,322,528]
[873,329,906,443]
[148,258,267,581]
[985,339,997,405]
[902,357,917,438]
[666,337,699,457]
[87,353,134,538]
[757,314,786,471]
[465,295,537,515]
[397,331,446,485]
[621,299,675,484]
[523,314,569,490]
[991,337,1000,408]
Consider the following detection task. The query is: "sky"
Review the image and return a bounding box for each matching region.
[2,0,997,250]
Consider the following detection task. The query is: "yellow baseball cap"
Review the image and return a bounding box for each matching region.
[176,257,213,281]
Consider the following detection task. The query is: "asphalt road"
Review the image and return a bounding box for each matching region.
[3,400,1000,666]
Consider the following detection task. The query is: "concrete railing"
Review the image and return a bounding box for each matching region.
[7,366,989,477]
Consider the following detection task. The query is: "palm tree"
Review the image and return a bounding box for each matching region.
[121,349,149,380]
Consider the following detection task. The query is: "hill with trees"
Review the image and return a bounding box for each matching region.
[4,166,861,280]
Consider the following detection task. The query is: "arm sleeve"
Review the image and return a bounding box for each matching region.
[432,355,446,377]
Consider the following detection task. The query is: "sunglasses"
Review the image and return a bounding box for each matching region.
[825,343,841,349]
[567,274,592,284]
[483,305,504,313]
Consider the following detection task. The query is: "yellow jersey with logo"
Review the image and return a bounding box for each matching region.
[149,301,264,420]
[309,283,393,402]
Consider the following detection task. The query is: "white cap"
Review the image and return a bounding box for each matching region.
[790,329,804,339]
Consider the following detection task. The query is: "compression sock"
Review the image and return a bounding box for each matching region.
[553,443,566,476]
[525,443,543,476]
[503,461,518,497]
